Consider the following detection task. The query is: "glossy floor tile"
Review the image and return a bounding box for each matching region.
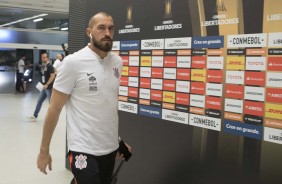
[0,91,73,184]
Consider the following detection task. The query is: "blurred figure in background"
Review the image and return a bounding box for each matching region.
[16,55,26,93]
[53,54,63,74]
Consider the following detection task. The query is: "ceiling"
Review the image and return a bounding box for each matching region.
[0,0,69,31]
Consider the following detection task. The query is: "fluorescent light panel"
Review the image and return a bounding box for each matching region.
[41,26,60,31]
[0,13,48,27]
[33,18,43,22]
[60,27,68,31]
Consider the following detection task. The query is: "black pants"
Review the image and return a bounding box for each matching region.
[69,150,117,184]
[16,73,24,91]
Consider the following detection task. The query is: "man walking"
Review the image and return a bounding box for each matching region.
[37,12,131,184]
[28,53,55,121]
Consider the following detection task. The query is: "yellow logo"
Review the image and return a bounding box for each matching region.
[265,103,282,120]
[164,0,173,19]
[163,91,175,103]
[127,5,133,24]
[122,66,129,76]
[141,56,152,66]
[191,69,206,82]
[216,0,227,12]
[226,56,245,70]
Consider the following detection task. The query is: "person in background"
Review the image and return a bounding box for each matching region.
[16,55,26,92]
[62,43,69,56]
[37,12,131,184]
[27,53,55,122]
[53,54,63,74]
[61,53,65,60]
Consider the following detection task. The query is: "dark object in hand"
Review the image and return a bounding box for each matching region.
[118,140,132,161]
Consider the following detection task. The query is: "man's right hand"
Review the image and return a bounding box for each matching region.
[117,141,132,161]
[37,152,52,175]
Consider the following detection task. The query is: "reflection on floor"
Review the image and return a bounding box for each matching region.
[0,91,73,184]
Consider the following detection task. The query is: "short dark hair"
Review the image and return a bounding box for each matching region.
[88,12,113,28]
[41,52,49,58]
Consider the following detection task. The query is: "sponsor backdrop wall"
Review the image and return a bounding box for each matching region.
[69,0,282,183]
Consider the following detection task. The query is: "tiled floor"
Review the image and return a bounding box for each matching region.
[0,91,73,184]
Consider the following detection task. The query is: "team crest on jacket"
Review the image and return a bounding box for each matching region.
[75,154,87,170]
[113,67,120,78]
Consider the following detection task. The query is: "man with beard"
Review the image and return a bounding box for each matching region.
[37,12,131,184]
[27,53,55,121]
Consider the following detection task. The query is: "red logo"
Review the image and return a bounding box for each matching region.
[177,69,190,81]
[128,87,138,98]
[228,60,244,66]
[268,109,282,114]
[163,80,176,91]
[121,56,129,66]
[268,57,282,71]
[206,96,222,110]
[192,56,206,68]
[164,56,177,67]
[225,84,244,99]
[120,76,128,86]
[245,71,265,86]
[190,82,205,95]
[151,68,163,78]
[244,100,264,116]
[151,90,162,101]
[140,78,151,89]
[266,88,282,103]
[176,93,190,105]
[128,67,139,77]
[207,70,223,83]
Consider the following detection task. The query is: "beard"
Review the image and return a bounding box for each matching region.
[92,36,113,52]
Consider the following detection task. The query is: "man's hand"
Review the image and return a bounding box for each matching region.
[124,142,132,153]
[117,141,132,161]
[43,85,48,89]
[37,152,52,175]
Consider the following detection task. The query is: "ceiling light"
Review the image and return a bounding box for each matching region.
[41,26,60,31]
[60,27,68,31]
[0,29,9,39]
[33,18,43,22]
[0,13,48,27]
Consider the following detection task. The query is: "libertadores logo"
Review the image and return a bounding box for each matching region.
[215,0,227,12]
[164,0,173,19]
[127,5,133,24]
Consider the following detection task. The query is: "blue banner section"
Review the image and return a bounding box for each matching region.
[138,105,162,119]
[192,36,224,48]
[120,40,140,50]
[224,120,263,140]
